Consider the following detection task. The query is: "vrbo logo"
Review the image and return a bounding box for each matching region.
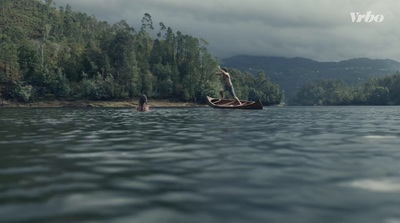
[350,11,384,23]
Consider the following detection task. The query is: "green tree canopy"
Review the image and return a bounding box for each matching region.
[0,0,283,105]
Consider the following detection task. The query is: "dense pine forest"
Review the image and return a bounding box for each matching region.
[0,0,283,105]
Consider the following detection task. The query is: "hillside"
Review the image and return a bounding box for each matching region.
[0,1,283,105]
[222,55,400,99]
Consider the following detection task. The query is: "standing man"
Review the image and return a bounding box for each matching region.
[215,66,242,105]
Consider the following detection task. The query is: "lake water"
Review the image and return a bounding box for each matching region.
[1,106,400,223]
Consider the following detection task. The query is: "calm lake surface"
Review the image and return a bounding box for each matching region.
[1,106,400,223]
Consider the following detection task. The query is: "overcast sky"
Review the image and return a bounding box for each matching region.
[51,0,400,62]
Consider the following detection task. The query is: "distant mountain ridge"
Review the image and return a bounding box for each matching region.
[221,55,400,99]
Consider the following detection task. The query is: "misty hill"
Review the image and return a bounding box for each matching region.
[221,55,400,99]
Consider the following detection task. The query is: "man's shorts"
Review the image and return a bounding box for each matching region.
[223,85,237,97]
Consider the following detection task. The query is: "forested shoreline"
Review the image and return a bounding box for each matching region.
[289,73,400,106]
[0,0,283,106]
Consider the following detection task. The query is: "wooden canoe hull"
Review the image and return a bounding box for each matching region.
[206,96,263,109]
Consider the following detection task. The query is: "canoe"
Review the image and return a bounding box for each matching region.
[206,96,263,109]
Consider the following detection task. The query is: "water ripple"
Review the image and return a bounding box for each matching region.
[1,107,400,223]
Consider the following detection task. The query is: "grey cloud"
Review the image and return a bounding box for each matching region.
[52,0,400,62]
